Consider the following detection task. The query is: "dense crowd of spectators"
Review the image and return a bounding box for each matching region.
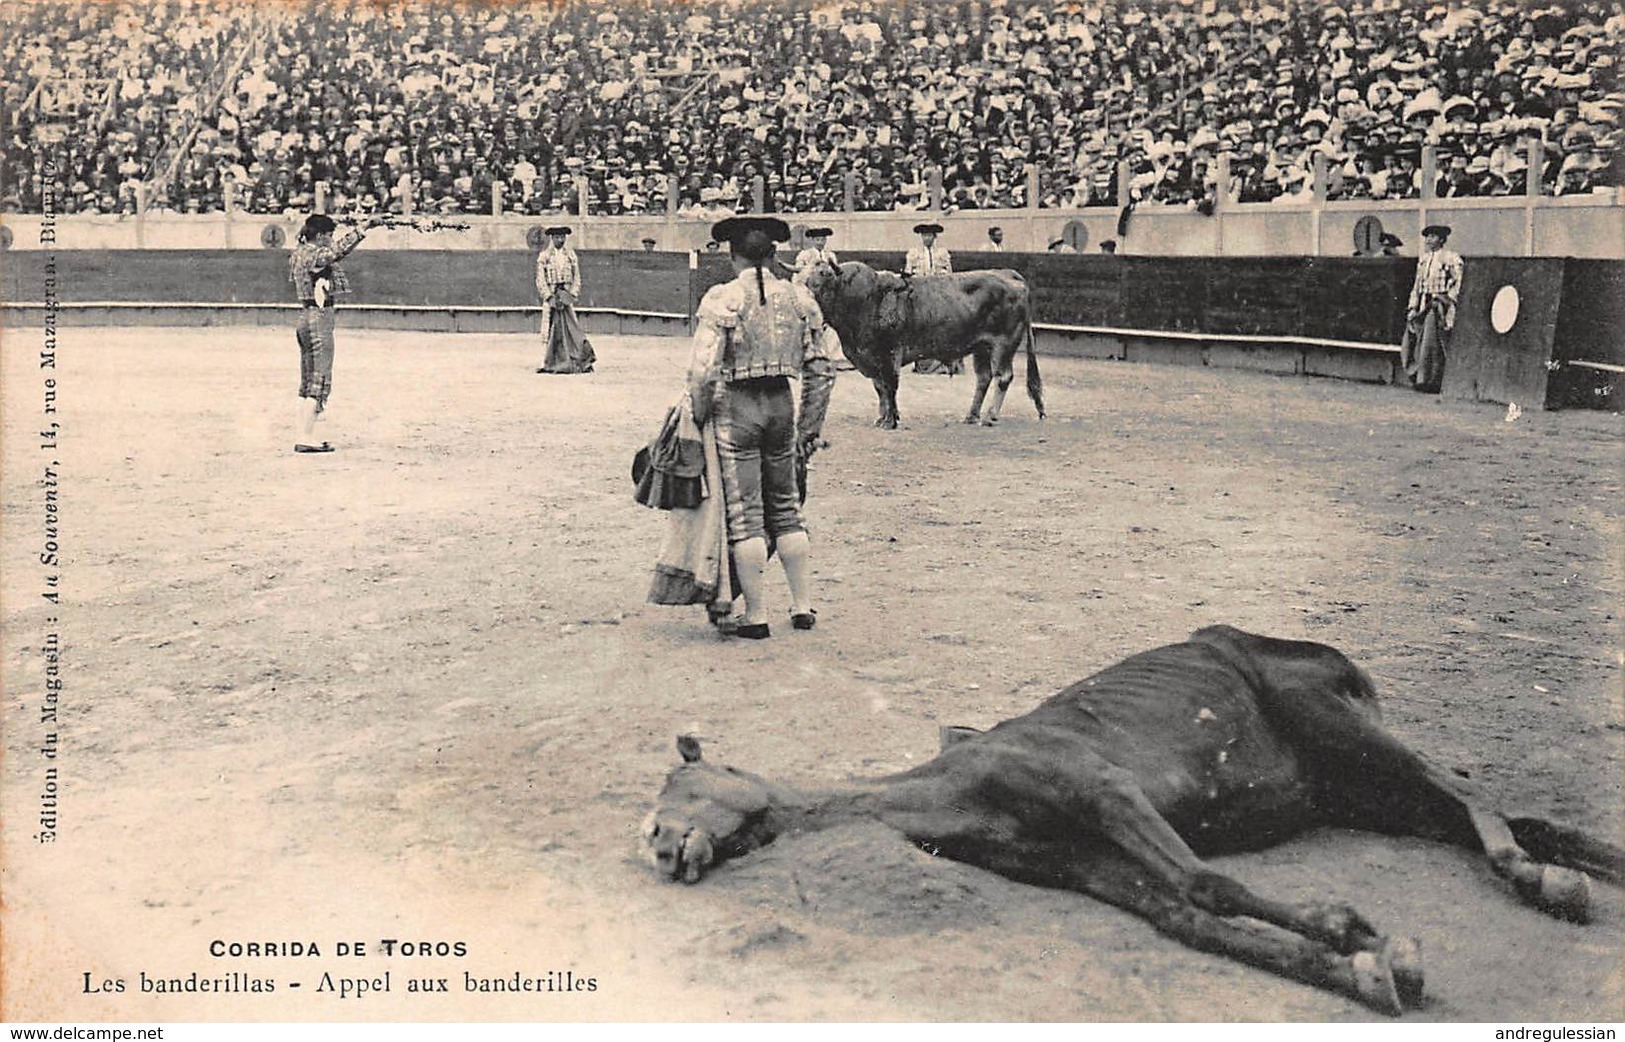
[3,0,1621,217]
[1,0,258,213]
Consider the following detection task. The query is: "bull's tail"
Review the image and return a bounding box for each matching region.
[1024,313,1046,420]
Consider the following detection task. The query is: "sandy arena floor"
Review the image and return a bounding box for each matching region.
[2,326,1622,1023]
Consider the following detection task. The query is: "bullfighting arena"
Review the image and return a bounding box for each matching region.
[3,325,1622,1024]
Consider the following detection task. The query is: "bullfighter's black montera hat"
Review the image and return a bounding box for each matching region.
[712,216,792,245]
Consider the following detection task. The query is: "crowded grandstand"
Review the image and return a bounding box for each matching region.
[2,0,1620,218]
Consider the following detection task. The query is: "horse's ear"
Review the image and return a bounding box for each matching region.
[677,734,703,763]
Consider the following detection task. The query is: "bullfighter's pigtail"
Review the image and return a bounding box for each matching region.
[736,227,777,305]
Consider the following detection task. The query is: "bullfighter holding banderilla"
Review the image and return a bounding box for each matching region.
[288,211,390,454]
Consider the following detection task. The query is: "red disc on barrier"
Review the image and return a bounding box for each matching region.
[261,224,286,248]
[0,225,12,250]
[526,226,547,251]
[1063,220,1089,252]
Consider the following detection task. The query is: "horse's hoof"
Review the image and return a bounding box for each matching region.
[980,416,999,427]
[1385,936,1425,1009]
[1349,949,1403,1016]
[962,414,979,425]
[1537,865,1592,923]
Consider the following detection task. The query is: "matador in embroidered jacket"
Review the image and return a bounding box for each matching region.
[536,225,596,374]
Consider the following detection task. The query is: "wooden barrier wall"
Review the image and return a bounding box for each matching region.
[1547,261,1625,409]
[690,251,1618,409]
[1446,258,1567,407]
[692,250,1411,347]
[7,248,1618,409]
[1,249,693,315]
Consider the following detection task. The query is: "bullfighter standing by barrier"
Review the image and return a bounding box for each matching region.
[790,227,848,374]
[1400,224,1463,394]
[536,225,596,374]
[288,211,388,454]
[905,222,961,375]
[682,215,835,640]
[791,227,838,284]
[904,221,954,278]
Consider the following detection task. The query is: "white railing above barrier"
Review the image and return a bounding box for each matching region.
[4,192,1621,259]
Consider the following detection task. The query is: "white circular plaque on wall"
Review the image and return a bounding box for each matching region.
[1490,284,1520,334]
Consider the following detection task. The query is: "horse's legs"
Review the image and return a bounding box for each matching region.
[973,846,1414,1015]
[928,742,1405,962]
[1274,693,1621,923]
[878,742,1422,1011]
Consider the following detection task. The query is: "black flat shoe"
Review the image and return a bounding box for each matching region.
[734,622,771,640]
[791,610,818,631]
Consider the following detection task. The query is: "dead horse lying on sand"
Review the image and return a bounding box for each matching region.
[644,625,1624,1015]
